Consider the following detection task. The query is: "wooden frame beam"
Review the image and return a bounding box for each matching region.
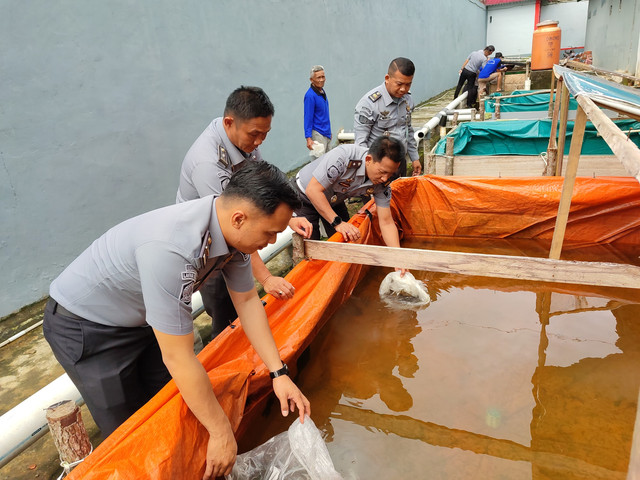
[304,240,640,289]
[575,94,640,182]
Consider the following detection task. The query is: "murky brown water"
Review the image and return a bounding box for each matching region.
[240,238,640,480]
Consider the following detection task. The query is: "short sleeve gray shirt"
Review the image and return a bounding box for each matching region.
[464,49,487,73]
[176,117,263,203]
[296,144,392,208]
[353,82,418,162]
[50,197,254,335]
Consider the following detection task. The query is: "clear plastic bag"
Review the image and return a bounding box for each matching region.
[227,416,342,480]
[310,141,325,158]
[378,271,430,309]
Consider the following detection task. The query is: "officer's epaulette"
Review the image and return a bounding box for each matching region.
[218,145,229,168]
[368,91,382,102]
[347,160,362,169]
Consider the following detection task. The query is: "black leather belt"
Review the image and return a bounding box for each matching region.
[52,301,84,320]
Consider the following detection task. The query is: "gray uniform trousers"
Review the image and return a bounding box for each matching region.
[42,299,172,436]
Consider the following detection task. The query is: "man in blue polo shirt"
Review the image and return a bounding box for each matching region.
[478,52,507,97]
[304,65,332,155]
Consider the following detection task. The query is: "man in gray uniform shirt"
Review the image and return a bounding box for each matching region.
[177,86,312,338]
[454,45,494,108]
[294,136,407,276]
[354,57,421,178]
[44,162,310,480]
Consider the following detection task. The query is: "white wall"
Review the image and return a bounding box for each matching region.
[584,0,640,74]
[486,2,537,56]
[0,0,487,318]
[540,1,589,49]
[486,1,589,56]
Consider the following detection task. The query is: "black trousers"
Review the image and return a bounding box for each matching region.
[454,69,478,107]
[295,199,350,241]
[198,273,238,340]
[42,299,171,436]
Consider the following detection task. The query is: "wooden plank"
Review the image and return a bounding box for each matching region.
[565,60,640,84]
[555,81,571,175]
[576,94,640,182]
[304,240,640,289]
[431,154,632,177]
[549,105,587,259]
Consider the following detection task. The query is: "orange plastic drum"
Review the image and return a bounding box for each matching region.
[531,20,561,70]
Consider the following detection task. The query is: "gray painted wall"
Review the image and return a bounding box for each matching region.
[0,0,487,319]
[584,0,640,74]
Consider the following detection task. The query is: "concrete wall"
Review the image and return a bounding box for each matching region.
[486,1,589,56]
[584,0,640,74]
[0,0,487,318]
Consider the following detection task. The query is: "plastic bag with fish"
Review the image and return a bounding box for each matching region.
[378,271,430,309]
[226,415,342,480]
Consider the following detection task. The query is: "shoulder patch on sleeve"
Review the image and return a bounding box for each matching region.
[218,145,229,168]
[368,91,382,102]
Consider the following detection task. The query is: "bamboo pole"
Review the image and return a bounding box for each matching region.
[304,240,640,289]
[487,89,551,101]
[555,81,571,176]
[495,99,501,119]
[549,104,588,260]
[479,99,485,121]
[470,108,476,122]
[575,94,640,182]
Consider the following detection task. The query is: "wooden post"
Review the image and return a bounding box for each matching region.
[555,81,571,175]
[549,104,587,260]
[470,108,476,122]
[426,153,436,174]
[439,125,447,138]
[479,99,485,121]
[45,400,92,471]
[291,232,305,266]
[452,112,459,127]
[545,147,557,176]
[495,99,501,119]
[548,73,556,118]
[445,136,454,176]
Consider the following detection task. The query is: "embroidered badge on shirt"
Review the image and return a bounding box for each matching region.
[182,264,197,281]
[380,110,390,118]
[218,145,229,168]
[180,280,194,304]
[368,91,382,102]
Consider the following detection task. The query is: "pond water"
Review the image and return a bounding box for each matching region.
[239,238,640,480]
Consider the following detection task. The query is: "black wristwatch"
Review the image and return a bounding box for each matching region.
[269,362,289,379]
[331,216,343,227]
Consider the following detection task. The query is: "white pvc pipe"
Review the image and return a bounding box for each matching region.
[414,91,468,142]
[0,228,294,468]
[337,131,355,142]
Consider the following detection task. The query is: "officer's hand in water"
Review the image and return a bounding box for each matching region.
[272,375,311,423]
[411,160,422,176]
[263,275,295,300]
[289,217,313,239]
[335,222,360,242]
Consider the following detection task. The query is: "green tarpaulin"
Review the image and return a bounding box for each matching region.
[433,119,640,156]
[484,90,578,113]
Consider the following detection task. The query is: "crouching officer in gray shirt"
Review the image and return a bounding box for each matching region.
[43,162,311,480]
[294,135,407,275]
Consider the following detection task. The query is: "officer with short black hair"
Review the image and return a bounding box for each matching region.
[44,161,311,480]
[354,57,421,178]
[177,86,312,338]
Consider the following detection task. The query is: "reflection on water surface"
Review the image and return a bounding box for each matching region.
[240,238,640,479]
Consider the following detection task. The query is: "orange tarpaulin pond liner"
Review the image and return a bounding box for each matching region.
[68,175,640,479]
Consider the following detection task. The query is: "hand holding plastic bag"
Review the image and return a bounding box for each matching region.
[226,415,342,480]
